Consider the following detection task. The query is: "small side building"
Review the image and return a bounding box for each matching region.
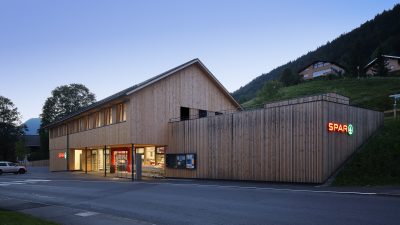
[364,55,400,76]
[168,93,383,183]
[299,61,345,80]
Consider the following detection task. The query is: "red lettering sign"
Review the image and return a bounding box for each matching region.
[328,122,349,133]
[58,152,65,158]
[343,124,348,133]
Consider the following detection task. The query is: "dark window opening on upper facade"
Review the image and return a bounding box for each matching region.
[180,107,190,120]
[199,110,207,118]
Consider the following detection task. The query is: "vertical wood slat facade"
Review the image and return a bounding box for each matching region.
[167,95,383,183]
[48,60,241,172]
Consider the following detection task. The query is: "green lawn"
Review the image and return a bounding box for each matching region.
[0,210,58,225]
[243,77,400,112]
[333,118,400,186]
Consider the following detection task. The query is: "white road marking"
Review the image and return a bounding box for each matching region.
[0,182,25,186]
[24,179,51,182]
[164,178,195,182]
[0,179,51,187]
[14,178,390,196]
[136,181,380,196]
[33,194,56,199]
[75,211,99,217]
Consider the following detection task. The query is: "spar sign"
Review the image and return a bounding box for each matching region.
[328,122,353,135]
[58,152,67,159]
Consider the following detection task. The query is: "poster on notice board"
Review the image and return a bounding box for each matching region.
[186,154,196,169]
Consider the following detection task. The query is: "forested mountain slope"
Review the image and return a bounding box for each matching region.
[232,4,400,103]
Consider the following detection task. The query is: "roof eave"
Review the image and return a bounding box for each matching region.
[44,58,242,129]
[125,59,242,110]
[298,60,346,74]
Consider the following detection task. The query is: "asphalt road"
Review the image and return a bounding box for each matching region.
[0,168,399,225]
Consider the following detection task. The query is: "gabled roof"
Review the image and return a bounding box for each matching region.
[364,55,400,69]
[298,61,346,74]
[45,58,242,128]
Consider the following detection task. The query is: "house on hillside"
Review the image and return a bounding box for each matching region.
[299,61,345,80]
[364,55,400,76]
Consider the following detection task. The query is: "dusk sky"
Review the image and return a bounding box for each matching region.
[0,0,398,122]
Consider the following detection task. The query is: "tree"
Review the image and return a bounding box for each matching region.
[257,80,284,102]
[279,68,300,86]
[232,4,400,101]
[371,47,389,77]
[39,84,96,159]
[0,96,25,161]
[345,41,365,78]
[15,139,27,161]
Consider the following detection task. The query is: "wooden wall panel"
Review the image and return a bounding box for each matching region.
[49,136,68,171]
[49,63,239,171]
[323,102,384,179]
[49,149,67,171]
[49,136,67,150]
[67,121,130,149]
[129,64,239,146]
[167,98,383,183]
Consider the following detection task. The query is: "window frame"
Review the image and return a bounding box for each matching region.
[104,107,113,126]
[117,103,127,123]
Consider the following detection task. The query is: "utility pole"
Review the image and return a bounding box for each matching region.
[85,147,88,174]
[104,145,107,177]
[131,144,135,181]
[66,123,69,171]
[389,94,400,118]
[357,66,360,79]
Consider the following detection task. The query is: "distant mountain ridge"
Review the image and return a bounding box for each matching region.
[232,4,400,103]
[24,118,41,135]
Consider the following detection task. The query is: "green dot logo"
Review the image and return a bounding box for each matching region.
[348,124,353,135]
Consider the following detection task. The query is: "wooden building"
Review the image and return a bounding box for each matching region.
[47,59,383,183]
[167,93,383,183]
[299,61,346,80]
[364,55,400,76]
[46,59,241,176]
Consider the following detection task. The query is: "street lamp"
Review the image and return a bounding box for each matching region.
[389,94,400,118]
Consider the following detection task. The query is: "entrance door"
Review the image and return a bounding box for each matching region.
[74,150,82,170]
[114,151,129,178]
[91,150,98,171]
